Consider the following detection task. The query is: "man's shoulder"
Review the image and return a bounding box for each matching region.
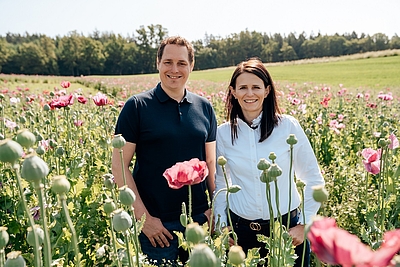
[187,90,212,105]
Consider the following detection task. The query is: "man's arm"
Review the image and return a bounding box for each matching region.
[205,141,216,197]
[111,142,173,247]
[204,141,216,222]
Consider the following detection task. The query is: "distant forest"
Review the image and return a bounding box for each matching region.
[0,24,399,76]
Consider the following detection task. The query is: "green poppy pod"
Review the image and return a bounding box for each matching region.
[312,185,329,203]
[268,163,282,178]
[112,209,132,232]
[21,154,49,183]
[36,145,45,155]
[0,226,9,249]
[188,243,218,267]
[185,223,205,245]
[118,186,136,206]
[228,245,246,266]
[112,134,126,149]
[26,225,44,247]
[51,175,71,195]
[103,199,116,215]
[217,156,227,166]
[286,134,298,145]
[268,152,277,161]
[103,173,115,190]
[5,251,26,267]
[16,129,36,148]
[0,139,23,164]
[257,158,271,171]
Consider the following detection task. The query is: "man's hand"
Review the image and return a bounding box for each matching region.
[142,215,174,248]
[288,224,305,246]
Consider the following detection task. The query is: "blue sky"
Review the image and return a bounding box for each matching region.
[0,0,399,41]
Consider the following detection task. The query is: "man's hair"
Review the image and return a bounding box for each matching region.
[157,36,194,66]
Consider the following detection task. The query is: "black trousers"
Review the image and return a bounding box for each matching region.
[230,209,310,267]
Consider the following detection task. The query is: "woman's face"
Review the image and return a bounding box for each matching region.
[231,72,269,121]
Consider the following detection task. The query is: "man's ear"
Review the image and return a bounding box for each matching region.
[190,60,195,72]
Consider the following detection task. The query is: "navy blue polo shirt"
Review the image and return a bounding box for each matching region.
[115,82,217,221]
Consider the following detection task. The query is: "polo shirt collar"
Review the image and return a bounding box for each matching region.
[155,82,193,103]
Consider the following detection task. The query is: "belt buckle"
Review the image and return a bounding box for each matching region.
[249,222,261,231]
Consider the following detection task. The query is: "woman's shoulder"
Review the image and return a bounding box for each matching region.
[217,121,230,131]
[279,114,300,125]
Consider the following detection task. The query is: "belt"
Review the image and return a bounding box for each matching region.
[232,208,298,231]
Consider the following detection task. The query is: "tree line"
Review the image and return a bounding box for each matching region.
[0,24,399,76]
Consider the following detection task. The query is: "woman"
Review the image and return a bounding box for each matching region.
[214,58,325,266]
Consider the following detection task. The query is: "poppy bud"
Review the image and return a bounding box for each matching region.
[189,243,218,267]
[257,158,270,170]
[51,175,71,195]
[112,134,126,149]
[286,134,298,145]
[312,185,329,203]
[26,225,44,247]
[217,156,227,166]
[16,129,36,149]
[0,226,9,249]
[112,209,132,232]
[103,199,116,215]
[5,251,26,267]
[228,185,241,193]
[180,214,188,227]
[185,223,205,245]
[118,186,136,206]
[228,245,246,265]
[0,139,23,164]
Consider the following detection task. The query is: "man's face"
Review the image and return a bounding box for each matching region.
[157,44,193,93]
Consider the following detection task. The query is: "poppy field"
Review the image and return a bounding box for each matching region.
[0,73,399,266]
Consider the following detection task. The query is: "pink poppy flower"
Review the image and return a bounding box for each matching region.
[76,95,88,104]
[388,133,399,150]
[74,120,84,127]
[5,119,17,130]
[163,158,209,189]
[361,148,381,175]
[320,96,331,108]
[307,217,400,267]
[61,81,71,89]
[49,94,74,109]
[93,92,109,106]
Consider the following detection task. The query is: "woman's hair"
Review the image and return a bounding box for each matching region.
[157,36,195,66]
[226,57,281,144]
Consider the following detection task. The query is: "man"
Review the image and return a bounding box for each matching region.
[112,36,217,265]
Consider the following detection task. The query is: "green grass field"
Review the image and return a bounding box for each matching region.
[1,50,399,93]
[188,54,400,91]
